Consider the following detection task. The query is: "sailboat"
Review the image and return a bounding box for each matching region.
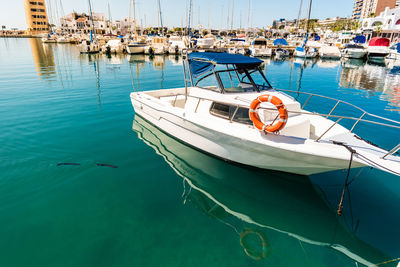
[293,0,318,58]
[79,0,100,54]
[126,0,147,55]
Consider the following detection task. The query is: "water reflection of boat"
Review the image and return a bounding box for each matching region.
[316,59,340,69]
[293,57,317,68]
[132,115,392,266]
[341,58,365,69]
[168,55,183,66]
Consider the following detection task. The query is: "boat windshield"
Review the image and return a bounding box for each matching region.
[195,66,272,93]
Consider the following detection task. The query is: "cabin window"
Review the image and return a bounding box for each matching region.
[210,102,252,125]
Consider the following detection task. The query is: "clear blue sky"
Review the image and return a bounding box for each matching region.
[1,0,353,30]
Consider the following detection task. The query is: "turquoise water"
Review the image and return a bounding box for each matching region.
[0,38,399,267]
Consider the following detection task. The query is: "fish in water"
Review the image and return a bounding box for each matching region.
[96,163,118,168]
[57,163,81,166]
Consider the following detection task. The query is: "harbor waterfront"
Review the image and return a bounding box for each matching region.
[1,38,400,266]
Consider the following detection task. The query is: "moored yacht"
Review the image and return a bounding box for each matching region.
[168,36,187,55]
[367,37,390,62]
[319,45,341,59]
[341,44,367,59]
[126,37,147,55]
[130,52,400,176]
[79,40,100,54]
[249,38,272,57]
[294,46,318,58]
[387,43,400,61]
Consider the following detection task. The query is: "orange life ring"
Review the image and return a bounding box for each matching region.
[249,94,288,133]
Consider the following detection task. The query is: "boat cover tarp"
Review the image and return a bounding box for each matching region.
[314,35,321,41]
[353,35,366,44]
[273,38,288,46]
[188,52,263,78]
[396,43,400,53]
[230,39,246,42]
[296,47,304,52]
[369,37,390,47]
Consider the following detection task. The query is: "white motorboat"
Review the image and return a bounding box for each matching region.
[79,40,100,54]
[294,46,318,58]
[227,39,248,55]
[145,37,168,55]
[168,36,187,55]
[249,38,272,57]
[319,45,341,59]
[103,39,125,54]
[42,35,57,43]
[196,37,215,49]
[341,44,367,59]
[133,115,393,266]
[367,37,390,62]
[126,39,146,55]
[130,52,400,176]
[335,32,354,48]
[273,38,289,58]
[57,36,70,44]
[275,48,289,58]
[387,43,400,61]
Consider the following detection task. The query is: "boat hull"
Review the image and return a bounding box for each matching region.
[130,94,362,175]
[127,45,145,54]
[341,49,367,59]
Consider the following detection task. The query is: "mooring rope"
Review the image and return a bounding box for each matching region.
[373,257,400,266]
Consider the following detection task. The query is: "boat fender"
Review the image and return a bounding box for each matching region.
[249,94,288,133]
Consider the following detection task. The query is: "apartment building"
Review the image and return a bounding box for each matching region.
[353,0,397,19]
[24,0,49,34]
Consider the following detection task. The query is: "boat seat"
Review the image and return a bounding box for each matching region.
[262,110,310,139]
[159,95,186,108]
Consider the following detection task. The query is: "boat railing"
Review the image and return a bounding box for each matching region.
[170,91,400,158]
[275,88,400,132]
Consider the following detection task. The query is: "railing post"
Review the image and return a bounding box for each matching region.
[350,112,367,133]
[326,100,341,119]
[302,94,313,109]
[316,118,342,142]
[382,143,400,159]
[194,98,201,113]
[230,105,240,123]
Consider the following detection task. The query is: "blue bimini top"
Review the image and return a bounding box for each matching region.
[188,52,263,78]
[273,38,288,46]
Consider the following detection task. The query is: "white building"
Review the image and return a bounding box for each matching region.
[59,12,110,34]
[359,6,400,41]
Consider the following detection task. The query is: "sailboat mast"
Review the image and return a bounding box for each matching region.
[227,0,230,30]
[108,3,112,34]
[87,0,96,40]
[133,0,137,36]
[128,0,131,34]
[231,0,234,30]
[247,0,251,29]
[188,0,192,39]
[158,0,163,36]
[305,0,312,36]
[296,0,304,29]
